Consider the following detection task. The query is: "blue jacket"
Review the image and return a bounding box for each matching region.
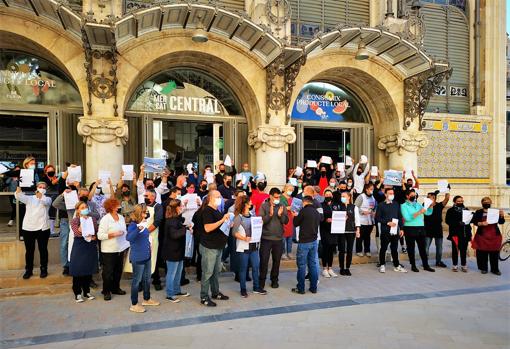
[126,222,151,263]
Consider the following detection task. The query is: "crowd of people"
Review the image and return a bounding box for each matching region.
[2,155,506,313]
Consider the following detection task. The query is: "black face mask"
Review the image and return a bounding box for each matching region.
[146,185,154,191]
[482,203,491,209]
[357,171,363,175]
[249,204,254,211]
[122,190,130,197]
[46,171,55,177]
[144,198,151,205]
[409,196,416,202]
[69,185,77,191]
[366,192,373,197]
[117,208,122,214]
[226,181,232,187]
[324,197,333,203]
[79,196,88,203]
[455,203,464,208]
[200,185,207,190]
[220,169,225,174]
[145,212,150,219]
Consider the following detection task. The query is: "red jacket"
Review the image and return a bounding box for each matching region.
[251,189,269,216]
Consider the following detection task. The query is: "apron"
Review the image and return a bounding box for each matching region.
[123,205,159,273]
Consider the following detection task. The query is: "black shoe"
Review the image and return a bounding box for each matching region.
[344,269,351,276]
[253,288,267,295]
[376,262,381,268]
[402,247,407,254]
[271,280,279,289]
[104,293,112,301]
[339,269,346,276]
[112,289,126,295]
[305,273,310,280]
[240,290,248,298]
[201,297,217,307]
[22,270,33,279]
[424,266,435,272]
[62,267,69,276]
[308,288,317,294]
[40,268,48,278]
[411,265,419,272]
[138,283,143,292]
[291,288,305,294]
[491,271,502,276]
[481,270,488,274]
[246,276,252,282]
[234,274,240,283]
[436,261,447,268]
[212,292,229,300]
[180,279,190,286]
[90,280,98,289]
[154,284,162,291]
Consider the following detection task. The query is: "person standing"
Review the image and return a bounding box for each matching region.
[162,199,190,303]
[280,183,295,260]
[200,190,231,306]
[471,197,505,275]
[354,183,377,257]
[375,188,407,273]
[352,161,370,198]
[319,190,338,278]
[15,183,52,279]
[136,164,170,204]
[69,201,98,303]
[97,198,129,301]
[41,164,59,236]
[126,204,160,313]
[334,191,360,276]
[144,190,165,290]
[424,191,450,268]
[259,188,289,289]
[292,196,321,294]
[401,190,435,273]
[445,196,472,272]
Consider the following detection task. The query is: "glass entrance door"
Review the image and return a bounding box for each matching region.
[303,127,350,164]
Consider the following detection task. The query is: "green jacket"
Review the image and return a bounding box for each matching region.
[401,201,432,227]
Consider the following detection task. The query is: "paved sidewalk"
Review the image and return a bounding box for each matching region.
[1,258,509,348]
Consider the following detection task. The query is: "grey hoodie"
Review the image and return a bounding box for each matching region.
[259,199,289,241]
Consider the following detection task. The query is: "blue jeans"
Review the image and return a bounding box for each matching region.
[131,258,151,305]
[200,245,223,299]
[165,260,183,297]
[59,218,69,267]
[282,237,293,255]
[425,237,443,265]
[239,251,260,292]
[296,240,319,292]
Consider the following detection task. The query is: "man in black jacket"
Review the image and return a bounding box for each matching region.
[292,196,321,294]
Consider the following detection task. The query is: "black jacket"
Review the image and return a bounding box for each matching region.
[293,205,321,243]
[319,201,336,244]
[161,216,186,262]
[445,206,473,240]
[375,200,403,235]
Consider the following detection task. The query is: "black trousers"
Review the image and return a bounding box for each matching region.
[259,239,283,288]
[476,250,499,273]
[23,229,50,271]
[404,227,430,268]
[338,233,355,270]
[451,236,469,267]
[356,225,373,253]
[73,275,91,296]
[379,232,400,267]
[321,242,336,268]
[9,195,16,220]
[101,251,125,294]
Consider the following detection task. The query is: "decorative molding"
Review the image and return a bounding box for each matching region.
[403,66,452,130]
[77,117,128,146]
[377,132,429,156]
[265,0,292,32]
[247,125,296,152]
[265,54,285,123]
[284,53,306,124]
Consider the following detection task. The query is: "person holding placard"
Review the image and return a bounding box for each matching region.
[97,198,129,301]
[333,191,360,276]
[116,183,137,224]
[445,196,473,272]
[375,188,407,273]
[319,190,338,278]
[424,191,450,268]
[89,178,114,219]
[401,189,435,273]
[354,183,377,257]
[41,164,59,237]
[15,183,52,279]
[281,183,296,260]
[232,195,266,298]
[402,169,420,191]
[69,201,98,303]
[136,164,170,204]
[471,197,505,275]
[352,160,370,199]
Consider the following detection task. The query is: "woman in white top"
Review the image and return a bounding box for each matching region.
[15,183,52,280]
[98,198,129,300]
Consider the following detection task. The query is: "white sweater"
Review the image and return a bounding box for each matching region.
[15,192,52,231]
[97,213,129,253]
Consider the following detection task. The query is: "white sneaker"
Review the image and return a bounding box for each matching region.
[366,252,372,257]
[356,252,364,257]
[328,269,338,278]
[394,265,408,273]
[379,265,386,273]
[287,253,295,260]
[281,254,289,261]
[322,270,331,278]
[7,220,14,227]
[75,295,85,303]
[85,293,95,300]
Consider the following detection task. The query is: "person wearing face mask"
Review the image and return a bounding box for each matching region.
[175,170,188,196]
[346,179,354,192]
[320,190,338,278]
[197,179,209,199]
[15,183,52,279]
[41,164,59,236]
[251,180,269,215]
[88,178,114,220]
[136,164,169,204]
[181,183,202,226]
[162,199,191,303]
[424,191,450,268]
[352,161,370,199]
[97,198,129,301]
[402,170,420,191]
[199,190,232,306]
[445,196,472,272]
[239,163,254,190]
[325,178,337,194]
[218,174,235,211]
[401,189,435,273]
[375,188,407,273]
[304,168,317,186]
[116,183,136,223]
[281,184,296,260]
[471,197,505,275]
[317,165,331,195]
[332,191,360,276]
[259,188,289,289]
[354,183,377,257]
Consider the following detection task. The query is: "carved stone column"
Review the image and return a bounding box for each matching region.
[248,121,296,187]
[377,131,429,174]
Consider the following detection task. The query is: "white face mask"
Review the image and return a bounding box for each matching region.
[37,188,46,195]
[273,199,280,205]
[329,182,336,187]
[387,194,394,201]
[286,191,293,196]
[96,188,101,195]
[182,181,187,188]
[215,198,222,207]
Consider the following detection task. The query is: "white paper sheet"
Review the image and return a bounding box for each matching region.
[345,156,353,167]
[294,166,303,177]
[250,216,263,243]
[80,217,95,241]
[320,156,332,165]
[423,198,433,210]
[122,165,134,181]
[67,166,82,183]
[255,172,266,181]
[487,208,500,224]
[370,166,378,176]
[0,164,9,174]
[390,218,399,235]
[20,169,34,187]
[331,211,346,234]
[337,163,345,172]
[98,170,111,186]
[64,191,79,210]
[462,210,474,225]
[185,193,198,210]
[405,166,413,178]
[306,160,317,168]
[438,180,449,193]
[185,230,194,258]
[220,213,234,236]
[295,226,299,242]
[224,155,232,167]
[236,225,249,252]
[288,178,298,186]
[360,155,368,164]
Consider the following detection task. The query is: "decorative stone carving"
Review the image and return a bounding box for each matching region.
[77,117,128,146]
[378,132,429,156]
[248,124,296,152]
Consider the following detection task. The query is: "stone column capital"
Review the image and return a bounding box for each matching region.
[77,117,128,146]
[248,124,296,152]
[377,131,428,156]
